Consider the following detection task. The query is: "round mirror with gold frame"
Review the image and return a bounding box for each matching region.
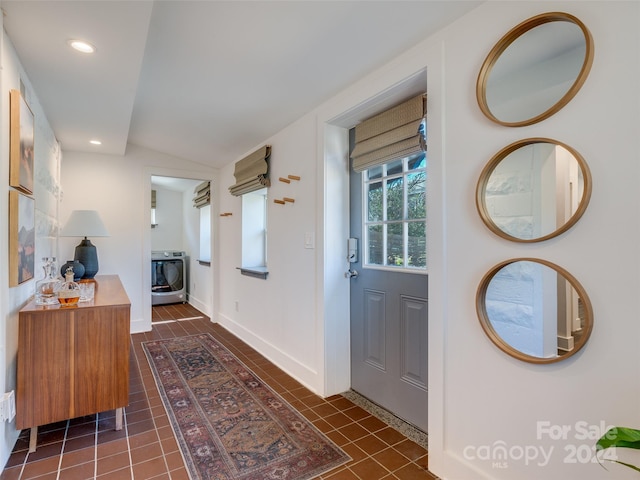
[476,258,593,364]
[476,138,592,243]
[477,12,594,127]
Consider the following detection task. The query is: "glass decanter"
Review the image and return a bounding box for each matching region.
[35,257,60,305]
[57,266,81,306]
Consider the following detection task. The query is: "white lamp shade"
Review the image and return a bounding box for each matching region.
[61,210,110,237]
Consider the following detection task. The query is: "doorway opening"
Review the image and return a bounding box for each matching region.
[322,68,429,434]
[142,172,214,332]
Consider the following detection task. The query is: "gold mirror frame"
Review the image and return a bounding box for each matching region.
[476,12,594,127]
[476,258,594,364]
[476,137,592,243]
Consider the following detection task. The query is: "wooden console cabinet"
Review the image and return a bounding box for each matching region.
[16,275,131,451]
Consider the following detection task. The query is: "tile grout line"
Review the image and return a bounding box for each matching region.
[54,419,70,480]
[93,414,98,479]
[13,439,28,480]
[123,408,134,480]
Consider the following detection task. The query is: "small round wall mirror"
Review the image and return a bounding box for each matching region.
[476,258,593,364]
[476,138,592,243]
[476,12,594,126]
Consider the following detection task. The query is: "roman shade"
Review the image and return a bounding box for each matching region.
[193,181,210,208]
[229,145,271,196]
[351,94,426,172]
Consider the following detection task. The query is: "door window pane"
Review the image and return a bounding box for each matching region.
[368,165,383,180]
[367,225,383,265]
[386,159,403,176]
[386,223,403,266]
[407,172,426,220]
[408,221,426,268]
[386,177,403,222]
[408,153,426,171]
[367,181,383,221]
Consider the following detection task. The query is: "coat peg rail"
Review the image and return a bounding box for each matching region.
[274,198,295,205]
[278,174,301,183]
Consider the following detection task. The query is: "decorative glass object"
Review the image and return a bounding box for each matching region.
[35,257,60,305]
[57,267,81,306]
[78,282,95,302]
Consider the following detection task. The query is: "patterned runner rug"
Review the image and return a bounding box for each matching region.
[143,333,350,479]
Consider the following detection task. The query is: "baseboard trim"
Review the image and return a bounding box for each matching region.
[216,312,319,393]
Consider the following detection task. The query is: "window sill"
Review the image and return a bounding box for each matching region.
[237,266,268,279]
[198,260,211,267]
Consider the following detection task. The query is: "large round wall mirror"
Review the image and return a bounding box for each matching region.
[476,12,594,126]
[476,258,593,364]
[476,138,592,243]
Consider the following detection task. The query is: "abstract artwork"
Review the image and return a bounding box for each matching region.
[9,89,35,195]
[9,190,35,286]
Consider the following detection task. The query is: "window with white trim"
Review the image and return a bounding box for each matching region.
[363,152,426,270]
[199,204,211,264]
[241,188,267,269]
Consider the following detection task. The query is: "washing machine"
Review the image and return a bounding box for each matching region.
[151,251,187,305]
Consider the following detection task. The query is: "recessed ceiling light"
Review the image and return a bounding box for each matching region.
[89,140,102,145]
[68,40,96,54]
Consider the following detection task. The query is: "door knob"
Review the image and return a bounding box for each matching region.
[345,269,359,279]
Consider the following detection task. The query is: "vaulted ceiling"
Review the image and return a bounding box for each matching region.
[2,1,481,169]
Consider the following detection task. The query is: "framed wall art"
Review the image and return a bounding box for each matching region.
[10,89,35,195]
[9,190,35,286]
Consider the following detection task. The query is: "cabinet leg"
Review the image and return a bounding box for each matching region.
[115,407,123,431]
[28,426,38,453]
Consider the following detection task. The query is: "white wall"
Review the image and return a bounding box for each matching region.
[60,145,216,332]
[217,113,322,390]
[150,186,184,251]
[1,32,61,468]
[426,2,640,479]
[216,2,640,480]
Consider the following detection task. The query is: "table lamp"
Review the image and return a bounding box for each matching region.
[60,210,109,279]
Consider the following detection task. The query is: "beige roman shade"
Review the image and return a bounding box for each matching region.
[229,145,271,196]
[351,94,426,172]
[193,181,210,208]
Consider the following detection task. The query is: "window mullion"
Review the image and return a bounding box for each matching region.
[362,174,367,265]
[382,173,388,265]
[403,163,409,267]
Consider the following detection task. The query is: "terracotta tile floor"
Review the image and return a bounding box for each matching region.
[151,303,204,323]
[1,304,436,480]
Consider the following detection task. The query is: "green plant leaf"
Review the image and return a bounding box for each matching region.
[595,427,640,473]
[610,460,640,473]
[596,427,640,451]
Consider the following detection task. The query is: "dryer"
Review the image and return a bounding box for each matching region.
[151,251,187,305]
